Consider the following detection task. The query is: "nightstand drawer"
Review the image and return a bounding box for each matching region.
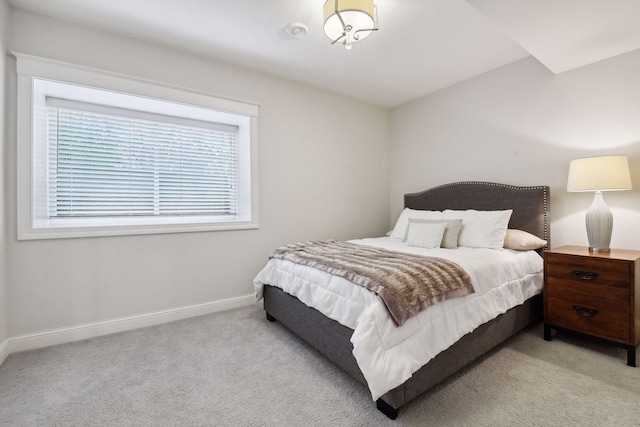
[546,290,630,343]
[545,254,630,300]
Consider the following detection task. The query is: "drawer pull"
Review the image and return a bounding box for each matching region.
[572,270,598,280]
[572,305,598,317]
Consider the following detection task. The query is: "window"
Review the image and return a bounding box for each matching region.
[16,53,259,239]
[47,97,240,218]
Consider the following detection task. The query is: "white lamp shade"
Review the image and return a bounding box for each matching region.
[567,155,632,192]
[323,0,375,41]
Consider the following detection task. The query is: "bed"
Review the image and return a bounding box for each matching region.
[254,181,550,419]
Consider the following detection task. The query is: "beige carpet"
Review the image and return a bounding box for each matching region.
[1,304,639,426]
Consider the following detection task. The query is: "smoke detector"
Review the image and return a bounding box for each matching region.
[285,23,308,39]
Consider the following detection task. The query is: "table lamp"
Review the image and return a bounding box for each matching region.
[567,155,632,253]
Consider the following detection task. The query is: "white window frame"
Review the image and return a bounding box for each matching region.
[15,53,259,240]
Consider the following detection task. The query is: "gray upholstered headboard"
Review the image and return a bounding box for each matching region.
[404,182,550,250]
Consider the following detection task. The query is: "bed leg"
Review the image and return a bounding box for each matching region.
[376,399,398,420]
[266,312,276,322]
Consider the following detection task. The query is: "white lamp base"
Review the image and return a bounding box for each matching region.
[585,191,612,253]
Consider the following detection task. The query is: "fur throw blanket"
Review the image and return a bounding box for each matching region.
[269,240,474,326]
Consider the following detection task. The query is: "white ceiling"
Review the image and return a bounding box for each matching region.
[7,0,640,107]
[467,0,640,74]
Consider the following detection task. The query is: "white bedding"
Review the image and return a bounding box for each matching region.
[253,237,543,400]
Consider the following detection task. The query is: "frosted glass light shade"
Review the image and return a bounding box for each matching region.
[567,155,632,192]
[323,0,376,42]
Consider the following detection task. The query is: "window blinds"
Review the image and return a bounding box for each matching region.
[46,98,239,218]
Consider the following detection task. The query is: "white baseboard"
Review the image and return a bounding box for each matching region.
[5,294,255,357]
[0,338,9,366]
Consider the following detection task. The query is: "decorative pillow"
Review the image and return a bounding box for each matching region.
[442,209,513,250]
[390,208,443,240]
[503,229,547,250]
[404,221,447,249]
[405,219,463,249]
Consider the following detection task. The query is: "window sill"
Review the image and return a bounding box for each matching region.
[18,218,259,240]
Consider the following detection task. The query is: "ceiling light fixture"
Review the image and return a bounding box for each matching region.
[323,0,378,50]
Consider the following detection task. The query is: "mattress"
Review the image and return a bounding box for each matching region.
[253,237,543,400]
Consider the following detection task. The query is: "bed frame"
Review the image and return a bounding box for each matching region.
[263,182,550,419]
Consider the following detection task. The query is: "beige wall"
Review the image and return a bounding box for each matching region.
[390,52,640,250]
[5,8,390,337]
[0,0,9,352]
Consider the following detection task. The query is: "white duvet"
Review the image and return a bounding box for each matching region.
[253,237,543,400]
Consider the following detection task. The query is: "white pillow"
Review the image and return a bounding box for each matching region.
[404,220,446,249]
[405,219,463,249]
[443,209,513,250]
[503,229,547,250]
[390,208,443,240]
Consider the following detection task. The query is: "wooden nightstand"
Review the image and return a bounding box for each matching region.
[543,245,640,366]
